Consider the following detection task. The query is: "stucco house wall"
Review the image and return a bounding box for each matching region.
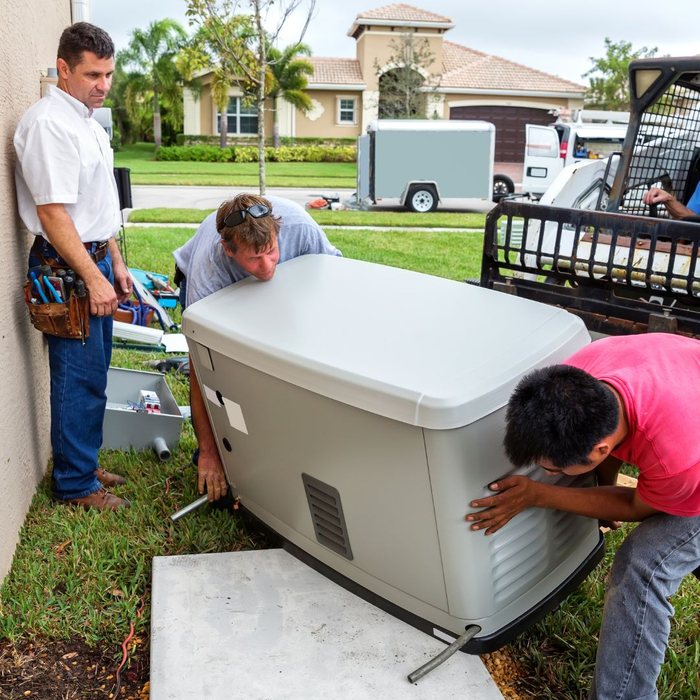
[188,77,274,139]
[294,89,364,139]
[356,28,445,92]
[0,0,72,582]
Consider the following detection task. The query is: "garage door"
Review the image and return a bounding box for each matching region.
[450,106,552,162]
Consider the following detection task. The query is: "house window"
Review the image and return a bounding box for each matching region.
[218,97,258,135]
[338,97,356,125]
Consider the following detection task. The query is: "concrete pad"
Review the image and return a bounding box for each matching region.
[150,549,503,700]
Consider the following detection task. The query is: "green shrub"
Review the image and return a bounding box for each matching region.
[232,146,258,162]
[279,136,357,147]
[156,145,233,162]
[180,134,358,148]
[324,146,356,163]
[154,144,357,163]
[110,128,122,152]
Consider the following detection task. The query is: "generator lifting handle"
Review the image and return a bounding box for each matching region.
[407,624,482,684]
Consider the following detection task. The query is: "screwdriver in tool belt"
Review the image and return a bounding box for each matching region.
[63,272,75,296]
[75,280,86,344]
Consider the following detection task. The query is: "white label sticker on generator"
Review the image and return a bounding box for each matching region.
[223,397,248,435]
[203,385,220,406]
[433,628,456,644]
[195,342,214,372]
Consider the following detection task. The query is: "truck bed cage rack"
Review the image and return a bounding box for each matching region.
[481,201,700,339]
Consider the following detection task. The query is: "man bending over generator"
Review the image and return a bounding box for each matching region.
[466,333,700,700]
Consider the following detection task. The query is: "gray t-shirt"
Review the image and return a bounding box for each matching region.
[173,195,342,307]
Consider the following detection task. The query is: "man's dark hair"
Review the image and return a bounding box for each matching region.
[504,365,619,468]
[57,23,114,69]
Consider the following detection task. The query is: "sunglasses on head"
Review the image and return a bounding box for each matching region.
[217,203,271,231]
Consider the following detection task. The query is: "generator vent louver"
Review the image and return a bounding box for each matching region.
[302,473,353,560]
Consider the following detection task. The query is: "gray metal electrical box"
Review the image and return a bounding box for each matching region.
[182,255,604,652]
[102,367,183,459]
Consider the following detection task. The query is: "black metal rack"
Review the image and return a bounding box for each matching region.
[481,200,700,339]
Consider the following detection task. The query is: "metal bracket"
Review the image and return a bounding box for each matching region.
[648,312,678,334]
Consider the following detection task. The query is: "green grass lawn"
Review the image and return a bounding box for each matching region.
[128,207,487,230]
[115,143,356,188]
[1,225,698,699]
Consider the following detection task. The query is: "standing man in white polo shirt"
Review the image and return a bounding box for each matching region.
[14,23,132,511]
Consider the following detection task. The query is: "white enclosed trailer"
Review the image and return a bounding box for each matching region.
[357,120,513,211]
[183,255,604,653]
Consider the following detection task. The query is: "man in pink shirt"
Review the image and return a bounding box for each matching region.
[466,333,700,700]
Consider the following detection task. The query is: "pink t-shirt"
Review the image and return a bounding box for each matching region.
[564,333,700,516]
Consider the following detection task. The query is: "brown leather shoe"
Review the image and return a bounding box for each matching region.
[95,467,127,487]
[66,488,131,512]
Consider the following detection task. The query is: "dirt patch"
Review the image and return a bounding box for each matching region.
[481,648,526,699]
[0,638,149,699]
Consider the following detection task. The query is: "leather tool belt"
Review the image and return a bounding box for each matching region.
[24,238,94,342]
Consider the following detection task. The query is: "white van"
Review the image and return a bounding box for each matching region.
[521,110,628,198]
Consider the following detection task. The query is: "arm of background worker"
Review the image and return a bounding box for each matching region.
[642,187,697,219]
[107,238,133,303]
[36,203,117,316]
[189,356,228,502]
[466,475,661,535]
[594,455,624,529]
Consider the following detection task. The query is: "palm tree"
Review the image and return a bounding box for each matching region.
[118,19,187,148]
[211,68,233,149]
[267,43,314,149]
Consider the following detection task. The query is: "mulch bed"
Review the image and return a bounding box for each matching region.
[0,638,149,699]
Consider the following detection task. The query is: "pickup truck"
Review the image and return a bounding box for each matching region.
[480,55,700,340]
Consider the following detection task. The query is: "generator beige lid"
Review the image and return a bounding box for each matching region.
[182,255,589,429]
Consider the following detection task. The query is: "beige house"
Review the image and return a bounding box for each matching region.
[183,3,586,162]
[0,0,83,582]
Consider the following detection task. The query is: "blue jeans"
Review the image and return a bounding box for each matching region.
[29,242,114,500]
[178,276,187,310]
[589,512,700,700]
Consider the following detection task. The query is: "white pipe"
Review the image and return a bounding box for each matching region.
[152,437,171,462]
[71,0,91,23]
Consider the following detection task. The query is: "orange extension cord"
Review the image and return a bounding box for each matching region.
[111,589,148,699]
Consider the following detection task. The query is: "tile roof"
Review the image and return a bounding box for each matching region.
[307,57,365,85]
[356,3,452,23]
[439,41,586,93]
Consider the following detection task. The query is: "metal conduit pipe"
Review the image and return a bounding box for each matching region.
[407,625,482,684]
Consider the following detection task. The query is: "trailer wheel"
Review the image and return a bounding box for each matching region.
[493,174,515,202]
[406,186,438,213]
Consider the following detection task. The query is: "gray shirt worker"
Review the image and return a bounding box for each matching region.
[173,195,342,308]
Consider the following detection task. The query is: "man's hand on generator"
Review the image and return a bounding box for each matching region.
[466,475,540,535]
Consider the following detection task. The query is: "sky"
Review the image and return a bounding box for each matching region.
[91,0,699,86]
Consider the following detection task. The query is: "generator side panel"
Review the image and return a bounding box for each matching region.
[373,129,493,199]
[191,343,449,613]
[423,408,601,637]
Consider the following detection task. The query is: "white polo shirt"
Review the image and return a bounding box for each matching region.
[14,84,121,243]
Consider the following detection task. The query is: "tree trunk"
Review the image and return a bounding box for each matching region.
[220,108,228,149]
[272,96,280,149]
[153,84,162,149]
[255,3,266,195]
